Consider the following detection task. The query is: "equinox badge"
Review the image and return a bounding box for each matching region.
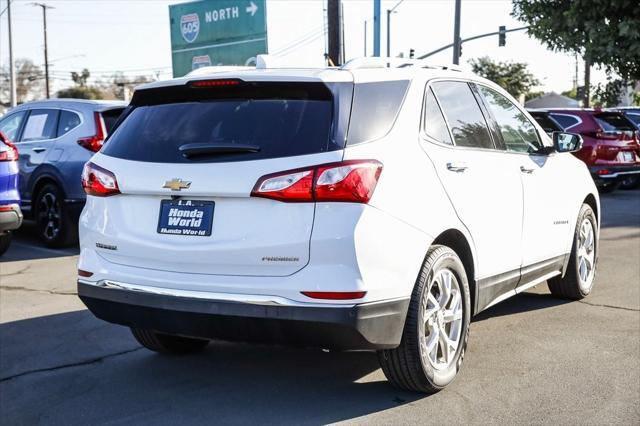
[163,178,191,191]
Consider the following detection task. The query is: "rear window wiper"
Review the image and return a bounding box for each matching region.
[179,143,261,158]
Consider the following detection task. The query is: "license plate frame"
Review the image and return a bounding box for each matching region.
[622,151,634,162]
[157,199,214,237]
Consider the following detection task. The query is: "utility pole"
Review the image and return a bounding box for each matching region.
[584,54,591,107]
[452,0,462,65]
[327,0,341,66]
[386,0,404,58]
[32,2,54,98]
[8,0,17,106]
[364,20,367,56]
[373,0,380,56]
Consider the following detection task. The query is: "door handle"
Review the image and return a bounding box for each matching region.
[32,147,47,153]
[447,162,468,173]
[520,166,535,174]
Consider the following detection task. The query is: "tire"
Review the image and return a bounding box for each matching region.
[548,204,597,299]
[131,328,209,354]
[598,180,619,194]
[34,184,77,248]
[0,232,12,256]
[619,175,640,190]
[378,245,471,393]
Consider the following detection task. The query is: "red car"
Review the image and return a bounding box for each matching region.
[529,108,640,192]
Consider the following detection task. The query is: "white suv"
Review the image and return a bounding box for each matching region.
[77,58,599,393]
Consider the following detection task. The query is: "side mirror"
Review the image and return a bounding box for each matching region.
[552,132,583,153]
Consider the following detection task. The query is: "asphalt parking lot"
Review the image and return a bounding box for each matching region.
[1,191,638,425]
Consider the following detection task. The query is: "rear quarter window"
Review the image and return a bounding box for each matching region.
[549,113,580,130]
[346,80,409,145]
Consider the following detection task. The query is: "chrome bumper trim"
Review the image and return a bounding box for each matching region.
[77,279,369,308]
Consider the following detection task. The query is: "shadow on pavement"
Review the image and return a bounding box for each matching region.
[0,310,423,424]
[472,291,572,322]
[0,222,79,263]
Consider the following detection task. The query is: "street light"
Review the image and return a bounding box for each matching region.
[386,0,405,58]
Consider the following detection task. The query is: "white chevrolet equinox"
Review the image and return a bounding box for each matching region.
[78,57,599,393]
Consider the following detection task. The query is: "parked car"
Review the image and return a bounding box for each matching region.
[0,132,22,255]
[77,58,599,393]
[530,108,640,192]
[0,99,126,247]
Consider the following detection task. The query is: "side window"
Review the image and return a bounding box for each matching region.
[477,85,542,154]
[549,113,580,130]
[431,81,494,149]
[0,111,27,141]
[423,87,453,145]
[21,109,59,142]
[57,110,82,137]
[347,80,409,145]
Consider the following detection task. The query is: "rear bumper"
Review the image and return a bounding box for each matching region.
[590,164,640,180]
[0,203,23,232]
[77,280,409,350]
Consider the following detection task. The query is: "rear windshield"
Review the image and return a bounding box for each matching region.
[529,112,563,132]
[627,113,640,126]
[594,113,636,132]
[101,82,345,163]
[100,108,124,134]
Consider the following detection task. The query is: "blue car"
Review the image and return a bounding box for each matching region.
[0,131,23,255]
[0,99,125,247]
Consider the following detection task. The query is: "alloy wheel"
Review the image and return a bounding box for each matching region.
[577,217,596,291]
[37,192,61,241]
[419,268,464,370]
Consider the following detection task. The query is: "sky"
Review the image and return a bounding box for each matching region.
[0,0,609,98]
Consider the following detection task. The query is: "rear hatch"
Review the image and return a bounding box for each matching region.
[591,112,640,164]
[91,78,352,276]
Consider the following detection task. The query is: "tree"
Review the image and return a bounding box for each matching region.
[71,69,91,87]
[0,58,45,104]
[56,69,104,100]
[513,0,640,81]
[512,0,640,106]
[469,56,540,100]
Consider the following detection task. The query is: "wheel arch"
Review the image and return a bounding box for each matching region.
[431,229,478,315]
[583,192,599,225]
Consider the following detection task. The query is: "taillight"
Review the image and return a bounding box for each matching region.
[82,162,120,196]
[251,160,383,203]
[0,133,18,161]
[77,112,106,152]
[597,169,612,176]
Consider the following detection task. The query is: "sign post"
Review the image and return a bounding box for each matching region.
[169,0,267,77]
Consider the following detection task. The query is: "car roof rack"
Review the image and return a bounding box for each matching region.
[341,57,462,72]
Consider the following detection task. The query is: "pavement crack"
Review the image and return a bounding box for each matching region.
[0,285,76,296]
[577,300,639,312]
[0,265,31,277]
[0,347,143,383]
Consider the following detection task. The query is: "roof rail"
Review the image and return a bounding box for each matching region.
[341,57,462,72]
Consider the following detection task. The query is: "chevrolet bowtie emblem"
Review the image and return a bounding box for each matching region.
[163,178,191,191]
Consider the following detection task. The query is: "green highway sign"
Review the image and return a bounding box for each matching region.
[169,0,267,77]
